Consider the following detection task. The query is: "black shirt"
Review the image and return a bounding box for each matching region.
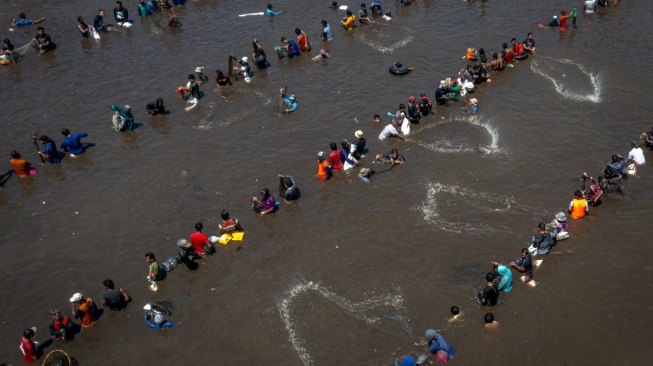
[114,7,129,22]
[103,289,126,311]
[481,284,499,306]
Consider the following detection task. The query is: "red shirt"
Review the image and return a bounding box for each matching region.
[20,337,36,363]
[505,50,514,64]
[190,232,208,254]
[329,150,343,171]
[297,33,309,51]
[559,15,570,30]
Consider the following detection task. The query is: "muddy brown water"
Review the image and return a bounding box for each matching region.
[1,1,653,365]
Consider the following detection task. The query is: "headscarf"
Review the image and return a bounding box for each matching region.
[497,265,512,292]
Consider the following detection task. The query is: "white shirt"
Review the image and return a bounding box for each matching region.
[379,124,399,140]
[584,0,596,13]
[628,147,645,165]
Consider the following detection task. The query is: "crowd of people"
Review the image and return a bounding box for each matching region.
[4,0,633,364]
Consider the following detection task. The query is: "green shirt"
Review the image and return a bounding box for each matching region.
[150,261,161,281]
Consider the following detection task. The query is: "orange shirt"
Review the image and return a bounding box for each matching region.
[571,198,587,218]
[559,15,570,30]
[317,160,329,180]
[10,158,31,176]
[78,299,96,327]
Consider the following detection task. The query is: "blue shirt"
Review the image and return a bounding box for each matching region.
[266,9,282,16]
[143,312,176,329]
[322,24,333,41]
[13,19,34,27]
[282,97,298,112]
[429,334,456,358]
[61,133,88,155]
[44,142,62,164]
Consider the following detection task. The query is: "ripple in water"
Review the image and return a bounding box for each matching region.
[530,56,602,103]
[194,89,273,130]
[419,182,546,234]
[408,115,500,155]
[278,280,406,366]
[354,26,415,53]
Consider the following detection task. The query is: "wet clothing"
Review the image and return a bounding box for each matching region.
[146,99,165,115]
[286,40,300,56]
[282,97,298,112]
[188,81,200,99]
[515,254,533,276]
[34,33,54,51]
[628,147,645,165]
[94,15,108,32]
[523,37,535,51]
[103,289,127,311]
[342,15,355,30]
[43,140,62,164]
[317,160,331,180]
[380,153,405,163]
[359,8,369,23]
[60,133,87,155]
[20,336,37,363]
[329,150,343,171]
[110,105,135,131]
[496,265,513,292]
[49,315,74,340]
[279,176,299,201]
[149,260,162,281]
[351,138,366,160]
[74,299,97,327]
[260,194,276,211]
[255,53,269,70]
[138,4,148,16]
[216,74,231,86]
[513,43,524,56]
[569,198,588,219]
[559,15,571,30]
[14,19,35,27]
[144,311,177,329]
[190,232,209,254]
[266,8,283,16]
[435,86,451,105]
[418,100,432,116]
[429,334,456,358]
[505,49,514,65]
[406,103,420,123]
[219,218,241,234]
[607,160,627,176]
[297,32,310,52]
[479,283,499,306]
[322,24,333,41]
[379,124,399,140]
[114,7,129,22]
[11,158,31,176]
[531,231,556,255]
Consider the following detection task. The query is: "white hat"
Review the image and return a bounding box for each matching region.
[154,313,164,324]
[355,130,363,138]
[177,238,192,249]
[143,304,152,311]
[470,98,478,105]
[317,151,325,159]
[70,293,83,302]
[195,66,204,73]
[440,80,446,87]
[241,56,249,63]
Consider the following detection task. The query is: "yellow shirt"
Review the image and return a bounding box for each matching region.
[342,15,355,30]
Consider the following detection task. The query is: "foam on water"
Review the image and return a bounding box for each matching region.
[408,115,500,155]
[354,26,415,53]
[419,182,546,234]
[278,280,405,366]
[530,56,602,103]
[194,90,273,130]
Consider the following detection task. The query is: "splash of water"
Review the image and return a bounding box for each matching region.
[354,27,415,53]
[194,90,273,130]
[278,280,406,366]
[408,115,500,155]
[419,182,545,234]
[530,57,601,103]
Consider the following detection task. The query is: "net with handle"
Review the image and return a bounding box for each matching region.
[42,349,72,366]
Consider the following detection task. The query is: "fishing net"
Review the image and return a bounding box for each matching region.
[42,350,74,366]
[10,40,40,63]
